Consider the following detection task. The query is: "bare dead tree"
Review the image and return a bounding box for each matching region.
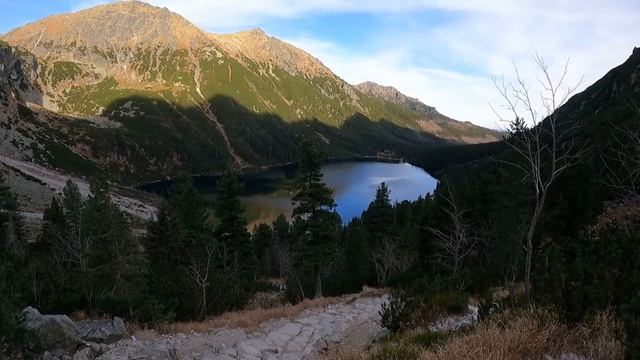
[429,184,476,278]
[185,245,214,319]
[371,236,417,286]
[491,54,587,297]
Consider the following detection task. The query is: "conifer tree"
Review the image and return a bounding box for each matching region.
[146,174,211,319]
[364,182,394,243]
[252,223,274,277]
[0,175,23,355]
[291,140,340,298]
[272,214,292,277]
[145,203,185,319]
[29,197,66,309]
[342,218,372,291]
[62,179,82,234]
[215,171,255,281]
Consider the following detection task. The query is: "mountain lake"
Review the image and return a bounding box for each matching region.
[141,160,438,227]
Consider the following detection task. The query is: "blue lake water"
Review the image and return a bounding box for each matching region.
[243,161,438,227]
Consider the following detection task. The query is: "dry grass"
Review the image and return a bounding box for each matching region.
[157,287,387,334]
[345,307,624,360]
[420,307,623,360]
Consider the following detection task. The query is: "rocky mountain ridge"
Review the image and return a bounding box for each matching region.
[0,0,499,184]
[356,81,437,115]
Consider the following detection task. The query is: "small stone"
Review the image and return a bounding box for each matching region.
[279,323,302,337]
[72,347,93,360]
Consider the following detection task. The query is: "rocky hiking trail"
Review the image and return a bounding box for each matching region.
[98,295,388,360]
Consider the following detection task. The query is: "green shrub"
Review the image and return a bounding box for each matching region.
[387,276,469,330]
[537,222,640,359]
[380,294,408,333]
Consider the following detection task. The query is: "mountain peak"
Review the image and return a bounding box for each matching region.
[243,28,268,37]
[210,29,332,78]
[3,0,208,53]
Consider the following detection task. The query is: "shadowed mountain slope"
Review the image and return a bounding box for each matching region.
[0,1,498,184]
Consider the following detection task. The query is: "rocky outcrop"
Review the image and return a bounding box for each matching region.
[0,40,42,106]
[76,318,126,345]
[428,304,480,333]
[22,307,82,358]
[356,81,437,115]
[22,307,127,360]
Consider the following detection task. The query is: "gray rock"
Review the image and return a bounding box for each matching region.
[41,351,57,360]
[23,307,82,358]
[97,343,177,360]
[76,317,126,344]
[73,347,95,360]
[428,304,479,333]
[88,342,102,353]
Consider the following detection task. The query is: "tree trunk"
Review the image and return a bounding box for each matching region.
[200,284,207,319]
[524,198,545,299]
[313,264,322,299]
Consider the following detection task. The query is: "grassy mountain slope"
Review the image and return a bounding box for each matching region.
[0,1,498,183]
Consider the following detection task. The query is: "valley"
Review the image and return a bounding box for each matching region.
[0,1,498,187]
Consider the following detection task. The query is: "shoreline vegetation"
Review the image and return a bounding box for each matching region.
[137,154,410,191]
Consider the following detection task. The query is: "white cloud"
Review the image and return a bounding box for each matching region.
[284,37,504,128]
[283,1,639,128]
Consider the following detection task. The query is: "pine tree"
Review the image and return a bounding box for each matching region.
[62,179,82,234]
[144,203,185,319]
[364,182,394,243]
[84,178,147,318]
[292,140,335,219]
[146,174,212,319]
[29,197,66,309]
[291,140,340,298]
[34,179,147,317]
[252,223,274,277]
[342,219,373,292]
[0,175,23,356]
[215,171,255,281]
[272,214,292,277]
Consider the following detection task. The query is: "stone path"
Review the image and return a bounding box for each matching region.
[97,295,388,360]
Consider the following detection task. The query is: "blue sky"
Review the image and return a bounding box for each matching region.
[1,0,638,129]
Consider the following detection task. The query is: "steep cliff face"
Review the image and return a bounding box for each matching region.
[0,41,41,106]
[0,40,45,159]
[0,1,498,183]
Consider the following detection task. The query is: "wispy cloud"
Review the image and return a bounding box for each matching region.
[283,0,639,128]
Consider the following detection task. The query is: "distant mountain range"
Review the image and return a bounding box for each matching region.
[0,0,498,183]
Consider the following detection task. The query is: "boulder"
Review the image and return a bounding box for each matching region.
[428,305,480,333]
[76,318,126,344]
[23,307,82,358]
